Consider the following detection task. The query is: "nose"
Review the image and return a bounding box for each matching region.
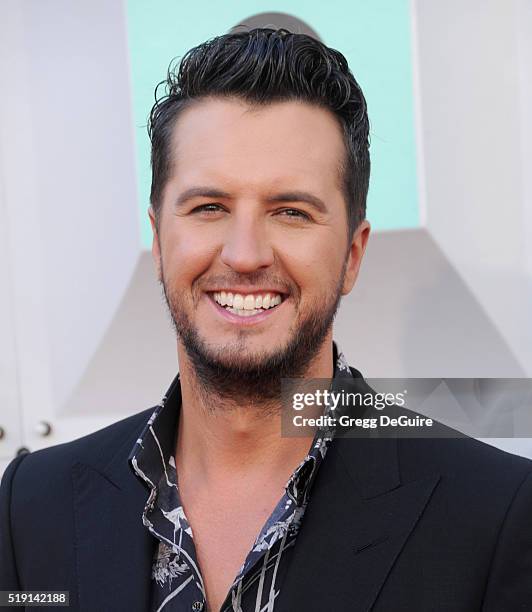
[220,211,275,273]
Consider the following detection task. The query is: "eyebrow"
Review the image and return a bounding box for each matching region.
[175,187,231,207]
[175,186,328,214]
[266,191,328,214]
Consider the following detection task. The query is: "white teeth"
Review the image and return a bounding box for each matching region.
[212,291,284,311]
[243,295,256,310]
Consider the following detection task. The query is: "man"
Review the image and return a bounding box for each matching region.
[1,28,532,612]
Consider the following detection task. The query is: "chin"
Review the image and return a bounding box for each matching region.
[211,340,280,363]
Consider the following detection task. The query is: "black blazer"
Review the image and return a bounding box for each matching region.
[2,369,532,611]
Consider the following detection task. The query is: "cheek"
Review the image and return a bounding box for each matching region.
[275,230,346,297]
[161,228,219,282]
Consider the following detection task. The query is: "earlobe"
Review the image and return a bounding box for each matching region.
[341,220,371,295]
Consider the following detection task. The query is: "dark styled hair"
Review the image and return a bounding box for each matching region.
[148,28,370,238]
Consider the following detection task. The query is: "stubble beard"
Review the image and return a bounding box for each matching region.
[159,261,348,412]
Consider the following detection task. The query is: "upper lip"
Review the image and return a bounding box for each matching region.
[205,288,288,295]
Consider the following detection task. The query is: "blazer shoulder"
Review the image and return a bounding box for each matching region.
[5,406,156,491]
[398,429,532,497]
[343,367,532,485]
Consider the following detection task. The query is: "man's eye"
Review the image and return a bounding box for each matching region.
[191,204,224,214]
[276,208,311,221]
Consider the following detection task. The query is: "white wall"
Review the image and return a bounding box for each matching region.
[0,0,145,471]
[413,0,532,376]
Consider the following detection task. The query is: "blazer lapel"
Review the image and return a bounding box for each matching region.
[72,439,156,612]
[278,426,440,612]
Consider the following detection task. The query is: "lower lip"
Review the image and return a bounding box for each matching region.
[207,294,286,325]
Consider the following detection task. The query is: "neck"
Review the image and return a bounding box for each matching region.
[175,335,334,484]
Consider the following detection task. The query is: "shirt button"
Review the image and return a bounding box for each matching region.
[191,602,204,611]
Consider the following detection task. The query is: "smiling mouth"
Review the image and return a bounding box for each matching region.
[209,290,287,318]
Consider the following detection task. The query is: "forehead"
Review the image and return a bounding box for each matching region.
[167,97,346,193]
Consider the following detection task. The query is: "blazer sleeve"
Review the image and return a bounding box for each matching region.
[482,469,532,610]
[0,453,27,590]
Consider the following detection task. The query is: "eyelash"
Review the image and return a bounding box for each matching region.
[191,204,311,221]
[279,208,310,221]
[192,204,222,214]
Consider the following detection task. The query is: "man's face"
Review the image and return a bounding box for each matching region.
[150,97,369,399]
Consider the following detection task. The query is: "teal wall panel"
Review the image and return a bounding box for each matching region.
[126,0,419,247]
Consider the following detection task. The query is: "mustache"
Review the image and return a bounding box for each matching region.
[197,272,295,294]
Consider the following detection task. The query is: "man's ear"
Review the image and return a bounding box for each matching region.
[148,206,162,283]
[341,220,371,295]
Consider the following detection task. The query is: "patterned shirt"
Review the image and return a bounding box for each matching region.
[128,342,353,612]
